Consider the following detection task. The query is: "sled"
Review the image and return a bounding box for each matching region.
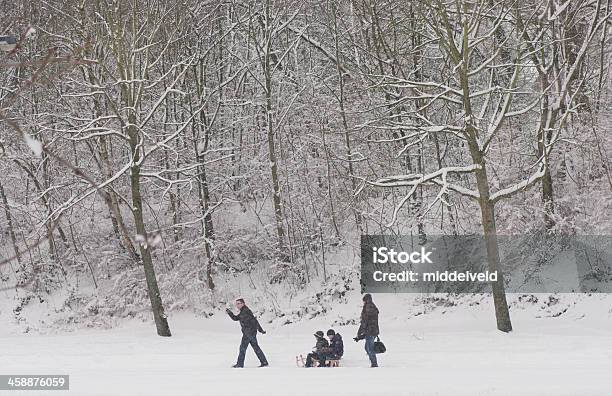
[296,355,340,368]
[326,360,340,367]
[311,358,340,367]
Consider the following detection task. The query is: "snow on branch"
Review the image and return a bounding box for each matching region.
[24,133,43,157]
[372,76,463,98]
[490,161,546,203]
[370,164,481,226]
[285,24,351,78]
[374,164,480,188]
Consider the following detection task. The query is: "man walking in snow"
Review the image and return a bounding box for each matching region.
[353,293,379,367]
[226,298,269,368]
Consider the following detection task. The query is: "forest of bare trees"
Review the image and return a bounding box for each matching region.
[1,0,611,335]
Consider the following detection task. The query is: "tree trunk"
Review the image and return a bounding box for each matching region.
[14,159,69,255]
[473,158,513,333]
[127,118,172,337]
[197,153,216,291]
[331,3,361,231]
[458,16,512,330]
[538,101,557,230]
[0,178,22,265]
[99,136,140,262]
[263,0,287,258]
[191,58,217,290]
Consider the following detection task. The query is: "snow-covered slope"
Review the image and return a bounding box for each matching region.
[1,293,611,396]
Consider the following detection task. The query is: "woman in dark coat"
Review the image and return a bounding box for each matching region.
[354,294,379,367]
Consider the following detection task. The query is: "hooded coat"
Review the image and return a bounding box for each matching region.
[357,294,379,338]
[314,335,330,353]
[327,333,344,358]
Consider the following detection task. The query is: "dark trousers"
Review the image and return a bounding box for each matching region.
[305,352,325,367]
[237,334,268,366]
[364,335,378,367]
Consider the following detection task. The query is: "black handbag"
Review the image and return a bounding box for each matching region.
[373,336,386,354]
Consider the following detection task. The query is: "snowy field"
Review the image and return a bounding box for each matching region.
[1,294,611,396]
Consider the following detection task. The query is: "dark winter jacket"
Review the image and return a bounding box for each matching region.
[357,296,379,338]
[324,334,344,359]
[313,336,329,353]
[227,306,265,337]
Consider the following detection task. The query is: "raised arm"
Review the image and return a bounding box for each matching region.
[226,308,239,321]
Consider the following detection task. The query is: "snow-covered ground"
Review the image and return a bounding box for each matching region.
[2,294,611,395]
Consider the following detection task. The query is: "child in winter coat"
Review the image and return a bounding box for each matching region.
[305,331,329,367]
